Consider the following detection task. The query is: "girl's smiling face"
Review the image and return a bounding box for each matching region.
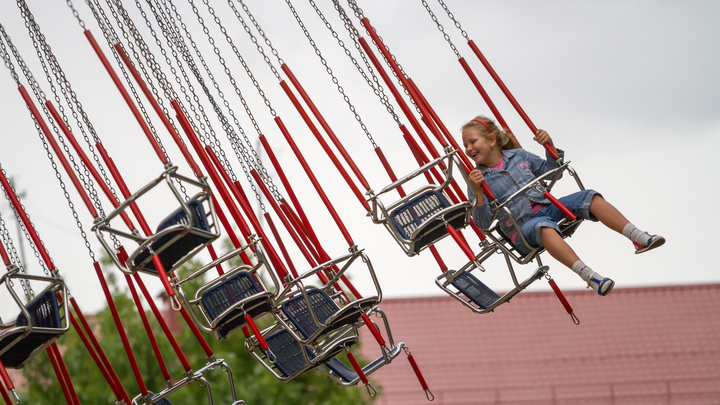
[462,127,501,167]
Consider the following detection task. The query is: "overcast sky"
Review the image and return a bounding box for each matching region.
[0,0,718,316]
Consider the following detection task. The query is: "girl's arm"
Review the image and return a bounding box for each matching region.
[529,129,564,176]
[469,169,493,230]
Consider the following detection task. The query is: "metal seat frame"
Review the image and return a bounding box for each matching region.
[0,267,69,369]
[245,320,359,382]
[176,238,281,340]
[366,148,478,257]
[130,357,244,405]
[320,307,405,387]
[93,165,219,277]
[272,245,382,346]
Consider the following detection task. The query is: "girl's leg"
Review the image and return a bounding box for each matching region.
[589,194,665,253]
[540,227,614,296]
[588,194,629,233]
[540,227,580,268]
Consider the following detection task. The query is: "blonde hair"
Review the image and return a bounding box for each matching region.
[462,115,521,150]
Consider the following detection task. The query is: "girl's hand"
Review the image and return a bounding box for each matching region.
[469,169,487,205]
[533,129,554,147]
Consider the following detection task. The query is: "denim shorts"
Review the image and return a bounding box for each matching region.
[514,189,601,254]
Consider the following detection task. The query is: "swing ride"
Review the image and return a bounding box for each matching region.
[0,0,608,403]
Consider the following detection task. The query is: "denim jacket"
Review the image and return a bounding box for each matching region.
[472,148,564,236]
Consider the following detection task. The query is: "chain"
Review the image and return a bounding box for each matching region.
[0,198,33,301]
[0,26,21,86]
[330,0,402,126]
[66,0,87,30]
[437,0,470,42]
[88,0,172,165]
[345,0,419,114]
[421,0,461,59]
[105,0,193,199]
[235,0,284,67]
[285,0,377,149]
[3,12,98,264]
[19,1,108,219]
[185,0,281,204]
[171,0,279,206]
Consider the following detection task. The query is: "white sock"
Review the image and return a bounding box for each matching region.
[622,223,651,246]
[571,260,595,283]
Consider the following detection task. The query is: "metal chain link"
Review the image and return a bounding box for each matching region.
[437,0,470,42]
[344,0,419,114]
[285,0,378,149]
[235,0,284,67]
[330,0,402,126]
[421,0,461,59]
[66,0,87,30]
[0,26,22,86]
[185,0,281,205]
[167,0,279,206]
[89,0,172,164]
[0,195,34,301]
[19,1,108,222]
[2,10,98,264]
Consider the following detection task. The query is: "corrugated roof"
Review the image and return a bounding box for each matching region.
[358,284,720,404]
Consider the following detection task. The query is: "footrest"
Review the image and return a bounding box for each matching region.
[451,271,501,310]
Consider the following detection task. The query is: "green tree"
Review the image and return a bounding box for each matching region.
[19,246,375,404]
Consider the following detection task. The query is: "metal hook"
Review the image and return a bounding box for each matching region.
[571,313,580,325]
[425,388,435,401]
[170,295,182,311]
[365,383,377,397]
[266,347,277,364]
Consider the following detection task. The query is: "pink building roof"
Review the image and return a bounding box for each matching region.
[358,284,720,404]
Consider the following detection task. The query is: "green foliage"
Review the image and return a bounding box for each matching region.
[19,245,375,404]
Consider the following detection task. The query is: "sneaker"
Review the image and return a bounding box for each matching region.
[633,235,666,254]
[588,275,614,296]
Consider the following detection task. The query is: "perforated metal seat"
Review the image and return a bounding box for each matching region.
[0,289,65,368]
[200,271,273,339]
[134,199,214,274]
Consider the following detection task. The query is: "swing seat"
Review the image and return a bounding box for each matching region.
[324,343,405,386]
[281,288,376,342]
[0,289,64,369]
[389,190,469,255]
[200,271,274,339]
[133,199,215,274]
[263,328,356,380]
[450,271,501,310]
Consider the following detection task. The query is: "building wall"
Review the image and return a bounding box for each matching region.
[358,284,720,404]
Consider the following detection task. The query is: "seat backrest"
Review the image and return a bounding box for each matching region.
[390,190,450,240]
[265,329,314,378]
[281,289,340,339]
[157,199,210,233]
[200,271,261,320]
[16,289,61,329]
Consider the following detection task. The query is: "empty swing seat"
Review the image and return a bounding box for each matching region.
[281,289,374,341]
[450,271,501,310]
[134,199,214,274]
[263,328,353,380]
[390,190,468,255]
[265,329,317,378]
[200,271,273,339]
[0,290,64,369]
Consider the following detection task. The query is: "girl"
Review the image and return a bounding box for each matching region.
[462,116,664,296]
